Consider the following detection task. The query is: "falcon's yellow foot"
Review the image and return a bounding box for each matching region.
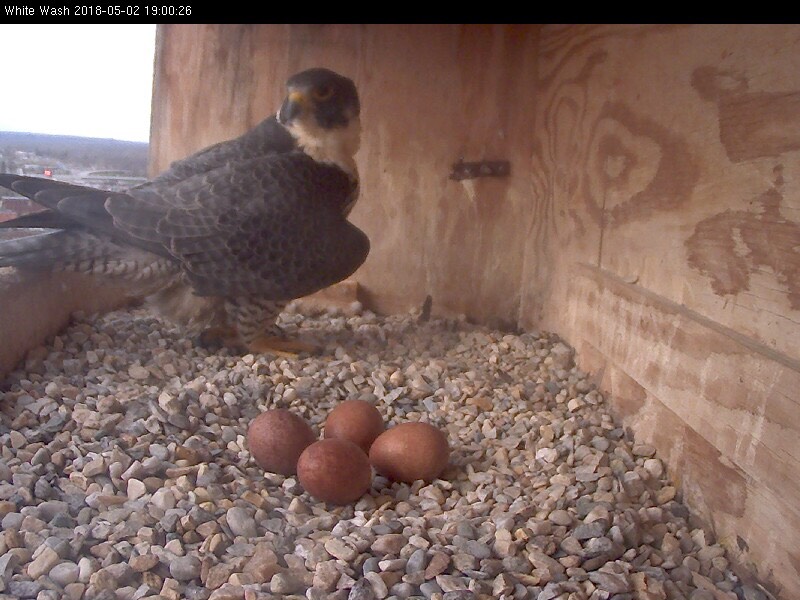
[246,335,320,357]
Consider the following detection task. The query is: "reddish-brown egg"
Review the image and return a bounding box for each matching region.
[246,409,316,475]
[297,439,373,505]
[369,422,450,483]
[323,399,385,452]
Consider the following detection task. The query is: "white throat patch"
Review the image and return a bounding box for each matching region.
[284,116,361,180]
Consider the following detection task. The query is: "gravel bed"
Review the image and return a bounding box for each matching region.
[0,304,768,600]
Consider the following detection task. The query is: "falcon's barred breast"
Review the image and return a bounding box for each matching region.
[0,68,369,354]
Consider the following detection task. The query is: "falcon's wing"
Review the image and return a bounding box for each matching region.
[109,151,369,300]
[141,116,295,187]
[0,174,174,259]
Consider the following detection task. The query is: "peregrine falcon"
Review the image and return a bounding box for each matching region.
[0,68,369,354]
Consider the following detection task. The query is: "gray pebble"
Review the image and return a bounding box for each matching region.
[537,582,563,600]
[740,586,767,600]
[501,556,530,574]
[1,512,23,529]
[49,561,81,586]
[271,571,303,594]
[443,592,476,600]
[404,549,427,573]
[7,580,43,599]
[621,471,646,498]
[573,521,607,540]
[389,582,416,599]
[50,514,76,529]
[363,556,381,574]
[348,578,377,600]
[588,571,631,593]
[463,540,491,560]
[455,522,475,539]
[419,581,443,598]
[225,507,258,538]
[170,555,201,581]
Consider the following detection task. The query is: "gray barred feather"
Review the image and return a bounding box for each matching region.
[0,230,177,288]
[225,297,286,343]
[0,231,85,269]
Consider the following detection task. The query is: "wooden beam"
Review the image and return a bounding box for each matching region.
[566,262,799,594]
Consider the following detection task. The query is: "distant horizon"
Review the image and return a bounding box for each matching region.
[0,130,149,145]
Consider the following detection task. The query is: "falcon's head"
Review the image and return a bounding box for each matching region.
[277,68,361,177]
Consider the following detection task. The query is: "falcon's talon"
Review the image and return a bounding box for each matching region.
[0,68,370,350]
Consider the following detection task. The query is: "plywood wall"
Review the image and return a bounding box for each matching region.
[150,24,800,597]
[527,27,800,596]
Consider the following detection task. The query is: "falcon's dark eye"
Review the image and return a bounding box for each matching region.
[312,85,334,101]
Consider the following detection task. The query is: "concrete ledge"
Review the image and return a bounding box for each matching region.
[0,268,132,379]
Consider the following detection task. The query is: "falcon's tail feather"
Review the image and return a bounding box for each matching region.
[0,174,109,212]
[0,230,86,269]
[0,174,174,260]
[0,229,177,287]
[0,209,73,230]
[0,175,121,271]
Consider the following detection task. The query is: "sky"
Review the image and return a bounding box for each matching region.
[0,25,156,143]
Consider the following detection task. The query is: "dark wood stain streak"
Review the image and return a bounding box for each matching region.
[720,92,800,162]
[685,210,752,296]
[679,421,748,519]
[692,65,800,162]
[788,553,800,586]
[691,66,748,102]
[686,171,800,311]
[607,359,648,415]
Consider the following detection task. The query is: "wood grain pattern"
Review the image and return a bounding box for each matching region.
[150,24,800,596]
[531,25,800,357]
[528,27,800,595]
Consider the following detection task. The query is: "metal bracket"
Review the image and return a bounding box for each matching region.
[449,159,511,181]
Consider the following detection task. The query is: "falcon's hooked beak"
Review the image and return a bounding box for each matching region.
[277,91,309,126]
